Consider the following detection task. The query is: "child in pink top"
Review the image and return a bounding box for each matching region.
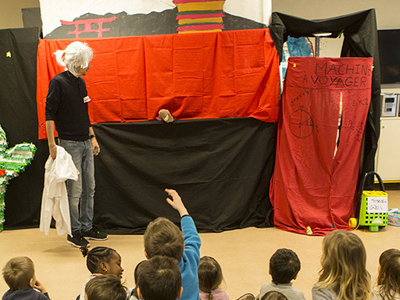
[198,256,229,300]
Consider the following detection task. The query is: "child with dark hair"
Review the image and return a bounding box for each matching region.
[78,246,124,300]
[136,256,182,300]
[85,274,127,300]
[259,249,305,300]
[261,291,289,300]
[144,188,201,300]
[2,256,50,300]
[198,256,229,300]
[371,248,400,300]
[127,260,145,300]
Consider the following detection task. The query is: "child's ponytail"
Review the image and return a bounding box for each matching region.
[80,246,90,258]
[198,256,224,297]
[54,50,66,68]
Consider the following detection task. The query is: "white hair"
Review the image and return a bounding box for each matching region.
[54,41,93,76]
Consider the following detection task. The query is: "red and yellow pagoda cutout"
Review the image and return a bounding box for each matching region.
[173,0,225,33]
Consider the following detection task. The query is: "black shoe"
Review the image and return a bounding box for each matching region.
[82,227,108,241]
[67,231,90,248]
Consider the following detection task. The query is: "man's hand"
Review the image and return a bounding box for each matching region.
[165,188,188,217]
[46,120,57,159]
[49,144,57,160]
[91,138,100,156]
[89,127,100,156]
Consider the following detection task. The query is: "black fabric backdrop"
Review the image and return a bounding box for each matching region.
[268,9,381,192]
[0,28,275,232]
[1,9,381,232]
[0,28,48,229]
[93,119,275,234]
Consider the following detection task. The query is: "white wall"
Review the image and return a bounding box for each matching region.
[272,0,400,29]
[272,0,400,92]
[6,0,400,30]
[1,0,400,91]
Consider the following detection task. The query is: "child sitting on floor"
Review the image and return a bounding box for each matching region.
[78,246,124,300]
[136,255,182,300]
[371,248,400,300]
[198,256,229,300]
[259,248,305,300]
[312,230,371,300]
[2,256,50,300]
[261,291,289,300]
[144,188,201,300]
[85,274,127,300]
[127,260,145,300]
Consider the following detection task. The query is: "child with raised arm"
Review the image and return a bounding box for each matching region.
[2,256,50,300]
[144,188,201,300]
[371,248,400,300]
[259,249,305,300]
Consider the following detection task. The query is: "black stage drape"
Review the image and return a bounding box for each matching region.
[0,28,48,229]
[0,28,275,232]
[269,9,381,191]
[93,118,275,234]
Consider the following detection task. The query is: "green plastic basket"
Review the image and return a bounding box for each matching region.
[359,172,388,232]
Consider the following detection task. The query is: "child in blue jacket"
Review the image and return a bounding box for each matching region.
[144,188,201,300]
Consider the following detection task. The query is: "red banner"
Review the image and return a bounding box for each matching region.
[36,28,280,139]
[270,57,373,235]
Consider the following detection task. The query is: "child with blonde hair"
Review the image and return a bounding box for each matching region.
[2,256,49,300]
[371,248,400,300]
[198,256,229,300]
[312,230,370,300]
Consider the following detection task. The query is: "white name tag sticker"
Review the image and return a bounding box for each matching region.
[83,96,91,103]
[367,196,388,214]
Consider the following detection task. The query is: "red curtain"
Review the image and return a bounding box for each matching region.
[36,29,280,139]
[270,57,373,235]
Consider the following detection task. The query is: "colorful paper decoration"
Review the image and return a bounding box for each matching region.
[173,0,226,33]
[0,125,36,231]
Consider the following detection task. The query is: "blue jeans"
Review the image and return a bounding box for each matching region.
[59,139,95,233]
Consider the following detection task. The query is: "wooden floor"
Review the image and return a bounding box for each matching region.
[1,190,399,300]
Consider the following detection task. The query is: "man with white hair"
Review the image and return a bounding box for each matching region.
[45,41,107,247]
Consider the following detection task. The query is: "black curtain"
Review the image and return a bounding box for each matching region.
[93,118,275,234]
[0,28,275,233]
[0,28,48,229]
[269,9,381,191]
